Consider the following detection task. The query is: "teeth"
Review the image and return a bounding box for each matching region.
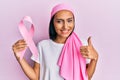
[61,30,69,33]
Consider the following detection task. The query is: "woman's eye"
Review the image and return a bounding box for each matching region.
[68,20,72,23]
[57,20,62,23]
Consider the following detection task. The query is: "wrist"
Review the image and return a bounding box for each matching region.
[14,53,21,62]
[92,55,98,62]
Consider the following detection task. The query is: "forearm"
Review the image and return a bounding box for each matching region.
[12,40,38,80]
[86,59,98,80]
[17,58,37,80]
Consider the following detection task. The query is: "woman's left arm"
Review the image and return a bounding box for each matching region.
[80,37,99,80]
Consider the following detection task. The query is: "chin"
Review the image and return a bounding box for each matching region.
[61,32,72,38]
[57,30,73,39]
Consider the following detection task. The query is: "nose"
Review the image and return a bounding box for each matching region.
[63,21,68,29]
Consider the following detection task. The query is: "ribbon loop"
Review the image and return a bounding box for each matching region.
[18,16,38,60]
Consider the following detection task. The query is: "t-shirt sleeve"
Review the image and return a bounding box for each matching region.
[31,42,42,64]
[81,39,91,64]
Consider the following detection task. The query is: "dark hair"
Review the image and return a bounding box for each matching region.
[49,15,57,40]
[49,15,75,40]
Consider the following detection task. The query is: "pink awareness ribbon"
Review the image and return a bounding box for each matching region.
[18,16,38,60]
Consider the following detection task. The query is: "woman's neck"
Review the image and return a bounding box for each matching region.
[54,37,67,44]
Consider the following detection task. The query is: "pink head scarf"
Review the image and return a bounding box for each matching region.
[51,3,74,18]
[51,4,88,80]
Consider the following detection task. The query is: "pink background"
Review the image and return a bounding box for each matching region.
[0,0,120,80]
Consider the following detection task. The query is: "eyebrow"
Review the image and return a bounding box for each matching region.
[55,17,74,21]
[67,17,74,20]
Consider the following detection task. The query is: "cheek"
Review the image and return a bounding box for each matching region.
[53,25,61,33]
[69,22,74,29]
[54,23,63,30]
[54,26,62,33]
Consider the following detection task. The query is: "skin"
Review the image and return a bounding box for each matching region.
[53,10,74,43]
[12,10,98,80]
[12,40,40,80]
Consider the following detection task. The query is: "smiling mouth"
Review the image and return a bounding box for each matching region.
[61,29,70,34]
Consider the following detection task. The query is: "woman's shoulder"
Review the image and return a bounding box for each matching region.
[74,32,88,45]
[80,38,88,46]
[37,38,88,46]
[37,39,50,44]
[37,39,51,46]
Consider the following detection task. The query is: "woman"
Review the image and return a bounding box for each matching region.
[12,4,98,80]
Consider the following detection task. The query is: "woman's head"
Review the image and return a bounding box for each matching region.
[49,4,75,40]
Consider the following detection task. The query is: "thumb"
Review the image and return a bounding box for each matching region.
[87,36,92,46]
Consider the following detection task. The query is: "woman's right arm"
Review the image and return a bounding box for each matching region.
[12,39,40,80]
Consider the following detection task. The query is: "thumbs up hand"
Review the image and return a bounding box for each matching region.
[80,37,98,61]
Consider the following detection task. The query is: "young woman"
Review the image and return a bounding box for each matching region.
[12,4,98,80]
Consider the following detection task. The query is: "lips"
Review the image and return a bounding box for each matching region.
[61,29,70,34]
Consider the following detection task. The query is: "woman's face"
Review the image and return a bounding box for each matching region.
[53,10,74,39]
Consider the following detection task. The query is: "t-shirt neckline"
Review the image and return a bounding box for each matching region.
[50,39,64,47]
